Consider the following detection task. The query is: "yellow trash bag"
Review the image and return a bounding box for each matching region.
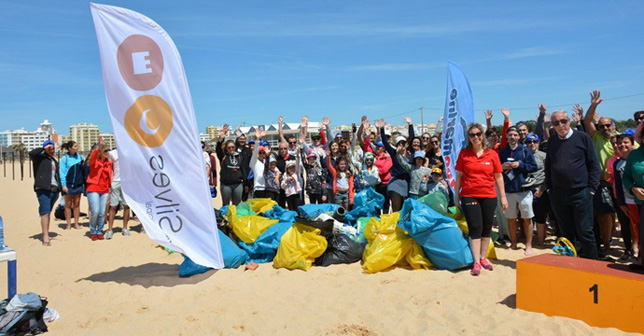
[227,205,279,244]
[406,242,434,270]
[447,208,497,260]
[362,213,433,273]
[273,223,328,271]
[248,198,278,214]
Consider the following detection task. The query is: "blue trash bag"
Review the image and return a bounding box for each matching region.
[297,203,339,219]
[264,205,297,223]
[219,205,230,216]
[397,199,473,270]
[345,187,384,223]
[178,229,249,277]
[238,221,294,263]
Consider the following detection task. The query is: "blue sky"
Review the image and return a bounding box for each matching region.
[2,1,644,134]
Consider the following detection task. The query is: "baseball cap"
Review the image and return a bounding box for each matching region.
[364,152,375,161]
[260,141,269,146]
[413,151,425,159]
[268,155,276,163]
[507,126,519,134]
[375,141,385,147]
[431,167,442,175]
[307,152,317,159]
[311,132,321,138]
[285,160,296,168]
[384,129,391,136]
[526,133,539,142]
[43,140,55,148]
[396,136,407,144]
[258,146,266,152]
[622,128,636,136]
[248,139,255,144]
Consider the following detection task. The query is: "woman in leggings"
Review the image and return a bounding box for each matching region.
[216,124,248,207]
[455,123,507,276]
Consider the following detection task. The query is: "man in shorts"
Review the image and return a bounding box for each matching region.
[106,148,130,239]
[499,127,538,255]
[29,140,61,246]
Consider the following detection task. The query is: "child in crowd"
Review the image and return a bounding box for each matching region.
[360,152,380,189]
[281,156,302,210]
[264,154,281,202]
[303,151,326,204]
[327,149,354,210]
[397,150,433,199]
[426,167,450,200]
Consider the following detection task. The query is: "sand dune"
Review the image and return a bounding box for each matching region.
[0,172,636,335]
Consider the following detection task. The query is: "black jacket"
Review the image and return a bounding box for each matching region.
[216,141,248,186]
[29,148,61,191]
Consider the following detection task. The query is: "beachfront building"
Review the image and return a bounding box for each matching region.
[100,133,116,150]
[69,123,100,152]
[0,120,59,151]
[206,125,218,140]
[199,133,210,144]
[220,121,325,148]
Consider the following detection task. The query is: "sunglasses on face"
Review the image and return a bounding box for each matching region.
[226,146,235,149]
[422,137,430,140]
[597,124,611,129]
[289,142,297,145]
[431,140,440,144]
[551,119,569,126]
[526,140,538,144]
[468,132,482,138]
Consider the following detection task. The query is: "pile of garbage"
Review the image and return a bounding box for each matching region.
[178,187,496,277]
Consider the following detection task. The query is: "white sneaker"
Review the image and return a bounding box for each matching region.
[122,228,131,236]
[105,230,114,240]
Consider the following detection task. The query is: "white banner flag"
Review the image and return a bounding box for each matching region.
[90,3,223,268]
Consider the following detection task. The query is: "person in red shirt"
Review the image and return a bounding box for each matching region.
[455,123,508,276]
[86,137,113,241]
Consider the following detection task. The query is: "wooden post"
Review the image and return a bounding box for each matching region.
[19,151,23,181]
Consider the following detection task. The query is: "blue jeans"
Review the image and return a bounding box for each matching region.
[549,187,598,259]
[88,192,108,235]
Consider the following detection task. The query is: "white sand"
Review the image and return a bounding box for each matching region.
[0,171,636,335]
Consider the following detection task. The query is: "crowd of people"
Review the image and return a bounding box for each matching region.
[30,137,131,245]
[29,89,644,276]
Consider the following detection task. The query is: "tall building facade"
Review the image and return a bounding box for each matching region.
[69,123,100,152]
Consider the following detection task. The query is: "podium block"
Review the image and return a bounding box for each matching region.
[517,254,644,333]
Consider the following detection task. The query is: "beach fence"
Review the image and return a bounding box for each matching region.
[0,152,31,181]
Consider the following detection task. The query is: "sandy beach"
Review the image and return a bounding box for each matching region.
[0,171,637,335]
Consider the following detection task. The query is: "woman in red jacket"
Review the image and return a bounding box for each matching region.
[86,138,113,241]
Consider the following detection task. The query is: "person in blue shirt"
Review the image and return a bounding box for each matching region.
[499,127,538,255]
[59,141,85,230]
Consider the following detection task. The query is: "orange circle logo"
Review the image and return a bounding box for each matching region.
[117,34,164,91]
[124,95,173,147]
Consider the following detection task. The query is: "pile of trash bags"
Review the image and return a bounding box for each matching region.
[178,187,497,277]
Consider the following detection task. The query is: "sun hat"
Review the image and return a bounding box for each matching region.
[413,151,425,159]
[431,167,442,175]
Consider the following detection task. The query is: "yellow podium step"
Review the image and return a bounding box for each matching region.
[517,254,644,333]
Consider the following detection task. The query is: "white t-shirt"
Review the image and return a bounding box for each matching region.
[51,160,58,187]
[109,149,121,182]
